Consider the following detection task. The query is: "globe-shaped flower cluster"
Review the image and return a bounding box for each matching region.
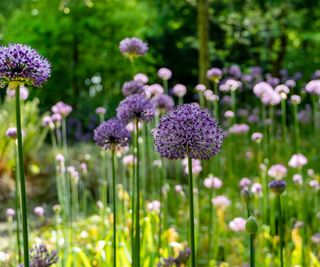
[0,44,51,88]
[152,103,223,160]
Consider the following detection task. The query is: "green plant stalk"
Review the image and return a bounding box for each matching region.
[111,150,117,267]
[135,120,141,267]
[208,190,215,260]
[163,79,168,94]
[14,144,22,263]
[293,104,300,152]
[158,159,164,260]
[188,157,196,267]
[231,89,236,124]
[178,96,183,105]
[281,99,287,141]
[62,118,68,159]
[311,95,318,131]
[277,195,284,267]
[250,234,255,267]
[15,84,29,267]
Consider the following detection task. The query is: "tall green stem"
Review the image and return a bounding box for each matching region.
[188,157,196,267]
[135,120,140,267]
[250,234,255,267]
[15,84,29,267]
[281,99,287,140]
[277,195,284,267]
[112,150,117,267]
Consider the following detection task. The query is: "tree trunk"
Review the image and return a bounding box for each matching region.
[197,0,210,86]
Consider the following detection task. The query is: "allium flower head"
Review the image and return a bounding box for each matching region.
[290,95,301,105]
[172,84,187,97]
[212,195,231,209]
[151,94,174,111]
[305,80,320,95]
[207,68,222,82]
[285,79,296,88]
[6,208,15,218]
[122,154,136,166]
[6,85,29,100]
[288,153,308,168]
[119,37,148,59]
[268,164,287,179]
[195,84,206,92]
[134,73,148,84]
[147,200,161,213]
[157,68,172,80]
[268,180,286,194]
[6,127,18,139]
[51,101,72,117]
[204,175,223,189]
[275,84,290,95]
[117,94,155,123]
[152,103,223,160]
[94,117,130,150]
[251,182,263,196]
[292,174,303,185]
[239,177,251,189]
[144,83,164,99]
[251,132,263,143]
[228,65,242,78]
[253,82,273,97]
[34,206,45,217]
[23,244,58,267]
[95,107,107,115]
[229,123,250,134]
[229,217,246,232]
[0,44,51,88]
[122,80,144,96]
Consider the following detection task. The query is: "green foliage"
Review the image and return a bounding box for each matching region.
[0,96,48,176]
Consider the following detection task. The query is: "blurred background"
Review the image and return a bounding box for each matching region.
[1,0,320,121]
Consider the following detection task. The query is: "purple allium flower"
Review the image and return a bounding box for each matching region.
[122,80,144,96]
[117,94,155,124]
[268,180,286,194]
[309,180,320,191]
[94,117,131,150]
[51,113,62,125]
[6,208,15,218]
[204,175,223,189]
[285,79,296,88]
[172,84,187,97]
[204,90,219,102]
[134,73,148,84]
[239,177,251,189]
[229,123,250,134]
[311,233,320,244]
[195,84,206,92]
[305,80,320,95]
[144,83,164,99]
[157,68,172,80]
[6,85,29,100]
[34,206,44,217]
[292,174,303,185]
[95,107,107,115]
[6,127,18,139]
[207,68,222,82]
[275,84,290,95]
[229,217,246,232]
[147,200,161,213]
[21,244,58,267]
[151,94,174,111]
[152,103,223,160]
[158,247,191,267]
[288,154,308,168]
[42,116,54,129]
[122,154,136,166]
[261,89,281,106]
[228,65,242,78]
[266,75,280,87]
[212,195,231,209]
[251,182,263,196]
[290,95,301,105]
[251,132,263,143]
[268,164,287,179]
[224,110,234,118]
[0,44,51,87]
[55,153,65,163]
[51,101,72,117]
[175,184,183,193]
[119,37,148,59]
[253,82,273,97]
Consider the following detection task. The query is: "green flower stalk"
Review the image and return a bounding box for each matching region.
[246,216,258,267]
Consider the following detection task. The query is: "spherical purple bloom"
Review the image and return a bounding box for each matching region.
[151,94,174,111]
[0,43,51,87]
[51,101,72,117]
[144,83,164,99]
[119,37,148,58]
[285,79,296,88]
[172,84,187,97]
[229,124,250,134]
[134,73,148,85]
[207,68,222,82]
[34,206,45,217]
[239,177,251,189]
[152,103,224,160]
[288,153,308,168]
[268,180,286,194]
[195,84,206,92]
[251,182,263,196]
[251,132,263,143]
[27,244,58,267]
[6,127,18,139]
[95,107,107,115]
[204,175,223,189]
[94,117,131,150]
[117,94,155,124]
[122,80,144,96]
[228,65,242,78]
[268,164,287,179]
[292,174,303,185]
[6,208,15,218]
[157,68,172,80]
[290,95,301,105]
[305,80,320,95]
[253,82,273,97]
[229,217,246,232]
